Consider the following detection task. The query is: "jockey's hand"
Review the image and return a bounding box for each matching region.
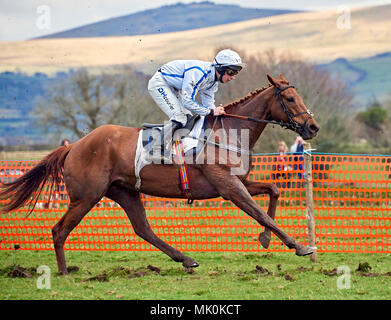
[213,106,226,116]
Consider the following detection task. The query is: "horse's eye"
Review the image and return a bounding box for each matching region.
[287,97,294,103]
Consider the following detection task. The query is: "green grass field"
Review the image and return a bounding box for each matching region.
[0,250,390,300]
[1,152,390,301]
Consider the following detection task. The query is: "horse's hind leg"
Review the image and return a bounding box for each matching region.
[244,180,280,249]
[52,198,98,275]
[106,186,199,268]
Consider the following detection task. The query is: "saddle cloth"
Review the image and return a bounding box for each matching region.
[134,115,207,191]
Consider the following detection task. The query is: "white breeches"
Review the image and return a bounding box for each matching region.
[148,71,190,126]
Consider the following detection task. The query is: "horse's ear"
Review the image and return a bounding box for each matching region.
[267,74,278,87]
[279,74,289,84]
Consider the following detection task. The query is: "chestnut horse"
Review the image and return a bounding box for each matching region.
[0,74,319,274]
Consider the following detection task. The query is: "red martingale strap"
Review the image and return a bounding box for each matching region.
[174,139,193,204]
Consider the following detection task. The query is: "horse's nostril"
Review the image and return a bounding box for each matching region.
[309,124,319,133]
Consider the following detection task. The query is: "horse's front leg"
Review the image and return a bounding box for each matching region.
[244,180,279,249]
[201,165,312,256]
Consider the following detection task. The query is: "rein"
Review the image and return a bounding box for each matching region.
[192,116,251,157]
[223,85,314,132]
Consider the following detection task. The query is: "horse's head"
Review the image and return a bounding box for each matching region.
[267,74,320,140]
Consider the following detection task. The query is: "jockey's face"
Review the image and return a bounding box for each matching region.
[222,72,237,83]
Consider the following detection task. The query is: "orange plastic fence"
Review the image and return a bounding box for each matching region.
[0,154,390,253]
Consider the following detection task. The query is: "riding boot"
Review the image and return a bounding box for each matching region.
[149,120,183,163]
[161,120,183,160]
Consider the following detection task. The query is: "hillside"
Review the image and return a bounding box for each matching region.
[37,2,298,39]
[0,71,68,146]
[1,4,391,75]
[319,52,391,103]
[1,4,391,147]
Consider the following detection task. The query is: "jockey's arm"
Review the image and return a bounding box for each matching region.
[181,69,215,116]
[200,85,216,108]
[201,88,226,116]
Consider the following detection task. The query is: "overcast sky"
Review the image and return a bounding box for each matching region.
[1,0,390,41]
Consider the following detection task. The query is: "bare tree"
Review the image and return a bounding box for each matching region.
[33,67,165,139]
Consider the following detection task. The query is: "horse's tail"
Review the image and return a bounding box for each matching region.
[0,145,71,215]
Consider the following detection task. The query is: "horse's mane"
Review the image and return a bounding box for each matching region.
[223,84,272,112]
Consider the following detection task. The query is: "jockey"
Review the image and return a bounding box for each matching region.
[148,49,244,154]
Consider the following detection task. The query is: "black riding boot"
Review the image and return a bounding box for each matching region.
[149,120,183,163]
[162,120,183,154]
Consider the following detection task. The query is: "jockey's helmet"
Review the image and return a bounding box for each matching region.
[214,49,244,82]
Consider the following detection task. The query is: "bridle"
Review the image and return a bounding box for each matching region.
[196,85,315,156]
[224,85,314,133]
[274,85,314,132]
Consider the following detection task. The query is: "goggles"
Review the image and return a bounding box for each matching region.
[226,68,239,76]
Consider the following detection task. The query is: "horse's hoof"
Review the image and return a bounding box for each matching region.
[58,270,69,276]
[258,232,271,249]
[295,245,314,256]
[182,258,199,268]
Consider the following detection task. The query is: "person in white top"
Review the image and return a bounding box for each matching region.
[148,49,244,154]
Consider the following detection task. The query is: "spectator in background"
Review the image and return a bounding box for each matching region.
[60,139,70,147]
[273,141,291,188]
[277,141,289,172]
[290,136,304,154]
[290,136,305,181]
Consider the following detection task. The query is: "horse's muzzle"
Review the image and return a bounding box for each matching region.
[300,122,320,140]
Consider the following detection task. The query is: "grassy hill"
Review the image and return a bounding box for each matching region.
[0,71,69,146]
[1,4,391,75]
[319,52,391,104]
[37,1,297,39]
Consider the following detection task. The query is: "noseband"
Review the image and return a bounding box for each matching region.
[275,85,314,132]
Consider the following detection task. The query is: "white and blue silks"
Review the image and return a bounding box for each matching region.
[148,60,218,126]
